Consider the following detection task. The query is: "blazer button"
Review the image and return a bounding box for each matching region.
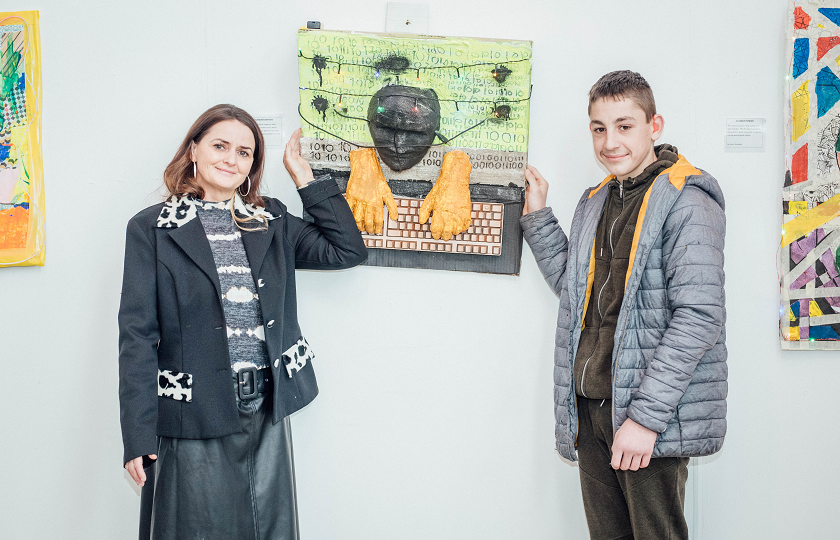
[274,359,280,368]
[267,320,275,328]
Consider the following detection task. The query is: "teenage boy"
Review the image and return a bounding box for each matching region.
[521,71,727,539]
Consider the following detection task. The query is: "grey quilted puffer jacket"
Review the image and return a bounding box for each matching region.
[521,157,727,461]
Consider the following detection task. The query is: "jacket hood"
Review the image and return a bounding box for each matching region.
[668,155,726,212]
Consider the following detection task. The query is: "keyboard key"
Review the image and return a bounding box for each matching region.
[359,195,503,257]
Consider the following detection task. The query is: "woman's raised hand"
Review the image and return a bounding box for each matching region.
[283,128,316,188]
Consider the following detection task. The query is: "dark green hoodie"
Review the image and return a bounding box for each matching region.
[573,144,679,399]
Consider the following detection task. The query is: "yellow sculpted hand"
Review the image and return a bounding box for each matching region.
[346,148,398,234]
[419,151,473,241]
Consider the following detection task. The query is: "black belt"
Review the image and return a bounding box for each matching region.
[235,366,272,400]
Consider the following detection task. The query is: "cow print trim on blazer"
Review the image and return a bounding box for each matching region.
[157,195,197,228]
[282,337,314,378]
[156,194,280,229]
[158,369,193,402]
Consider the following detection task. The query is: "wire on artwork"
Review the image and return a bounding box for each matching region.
[297,103,498,150]
[299,85,533,110]
[298,51,532,80]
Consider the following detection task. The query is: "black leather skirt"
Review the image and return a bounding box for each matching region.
[139,377,299,540]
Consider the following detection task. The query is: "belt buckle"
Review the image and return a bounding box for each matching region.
[238,366,259,400]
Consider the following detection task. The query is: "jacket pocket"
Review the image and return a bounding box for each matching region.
[158,369,193,402]
[282,336,315,378]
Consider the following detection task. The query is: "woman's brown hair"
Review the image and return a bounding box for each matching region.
[164,104,266,208]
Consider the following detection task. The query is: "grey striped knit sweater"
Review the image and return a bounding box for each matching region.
[196,198,269,371]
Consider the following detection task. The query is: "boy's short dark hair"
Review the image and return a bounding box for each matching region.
[588,70,656,122]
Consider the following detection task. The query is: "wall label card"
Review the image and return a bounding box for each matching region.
[255,116,283,147]
[725,118,765,152]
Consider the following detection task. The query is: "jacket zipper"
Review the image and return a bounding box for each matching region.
[581,181,624,398]
[611,185,668,440]
[579,356,591,398]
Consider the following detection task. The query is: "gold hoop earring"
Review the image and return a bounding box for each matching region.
[239,176,251,197]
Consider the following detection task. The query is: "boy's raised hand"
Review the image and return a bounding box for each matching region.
[523,165,548,215]
[610,418,657,471]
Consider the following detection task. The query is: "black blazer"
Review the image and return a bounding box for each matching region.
[118,178,366,465]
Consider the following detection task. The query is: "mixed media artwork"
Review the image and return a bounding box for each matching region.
[0,10,43,267]
[781,1,840,349]
[296,29,532,274]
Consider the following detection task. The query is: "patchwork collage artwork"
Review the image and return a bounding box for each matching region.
[783,1,840,349]
[0,10,43,267]
[296,29,532,274]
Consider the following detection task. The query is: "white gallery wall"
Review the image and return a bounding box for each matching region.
[0,1,827,538]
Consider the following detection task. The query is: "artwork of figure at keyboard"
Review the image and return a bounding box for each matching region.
[344,85,473,240]
[296,29,532,274]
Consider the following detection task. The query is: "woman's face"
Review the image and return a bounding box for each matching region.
[190,119,256,202]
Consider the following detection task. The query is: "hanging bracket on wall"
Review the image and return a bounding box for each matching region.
[385,2,429,34]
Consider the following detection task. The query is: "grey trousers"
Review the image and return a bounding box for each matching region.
[576,397,689,540]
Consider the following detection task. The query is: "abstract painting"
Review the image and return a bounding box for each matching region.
[296,29,532,274]
[0,10,43,268]
[781,1,840,348]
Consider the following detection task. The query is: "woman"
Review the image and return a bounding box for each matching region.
[118,104,367,539]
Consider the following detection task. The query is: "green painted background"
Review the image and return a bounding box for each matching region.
[297,30,532,153]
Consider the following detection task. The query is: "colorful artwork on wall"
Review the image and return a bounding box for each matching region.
[781,1,840,349]
[296,29,532,275]
[0,11,43,268]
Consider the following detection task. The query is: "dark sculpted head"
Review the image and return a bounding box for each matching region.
[367,85,441,171]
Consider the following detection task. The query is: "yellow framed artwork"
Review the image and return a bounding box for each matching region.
[0,10,43,268]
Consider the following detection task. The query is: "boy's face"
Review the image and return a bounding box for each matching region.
[589,96,663,181]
